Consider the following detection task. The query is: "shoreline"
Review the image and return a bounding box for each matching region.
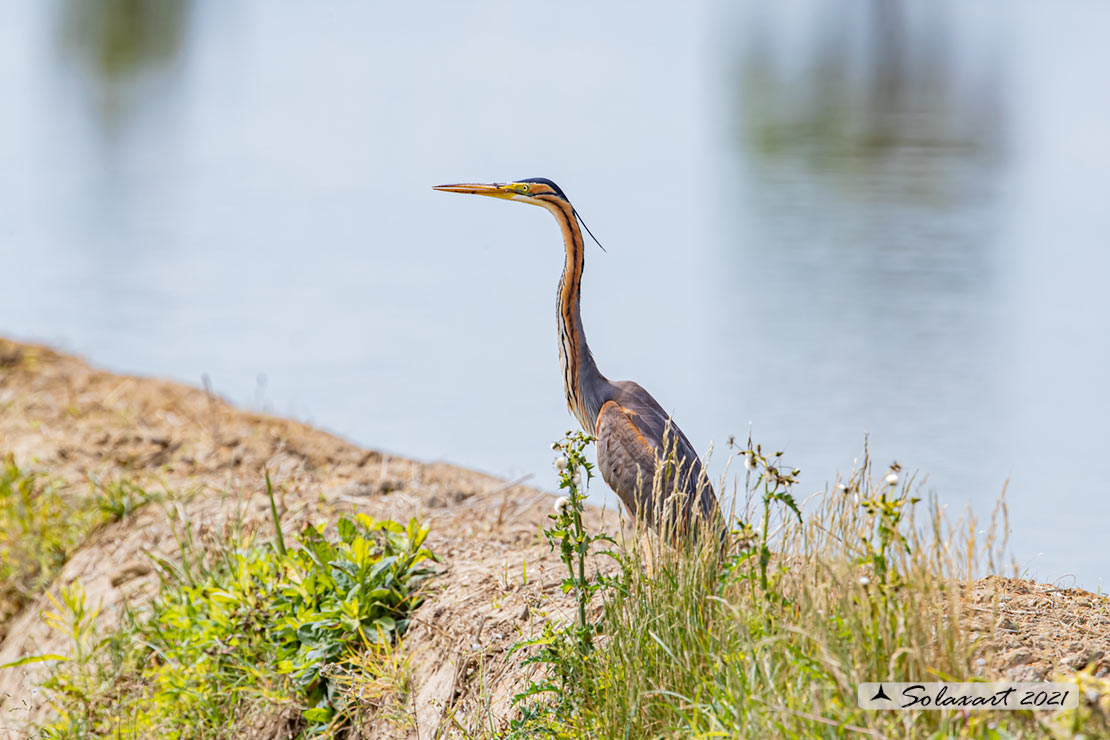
[1,336,1107,736]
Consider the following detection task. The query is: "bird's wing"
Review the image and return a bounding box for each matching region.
[594,381,718,528]
[594,399,660,520]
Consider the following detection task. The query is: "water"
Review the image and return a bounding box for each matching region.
[2,1,1107,588]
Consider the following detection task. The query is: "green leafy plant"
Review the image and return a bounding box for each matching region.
[507,431,617,735]
[731,435,802,598]
[547,432,612,649]
[34,490,438,738]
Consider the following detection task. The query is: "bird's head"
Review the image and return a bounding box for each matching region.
[433,177,570,209]
[435,177,607,252]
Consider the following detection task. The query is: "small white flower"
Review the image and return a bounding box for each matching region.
[572,470,582,487]
[884,472,899,487]
[858,576,870,586]
[836,482,848,493]
[554,456,568,471]
[744,452,756,470]
[550,442,560,450]
[553,496,570,514]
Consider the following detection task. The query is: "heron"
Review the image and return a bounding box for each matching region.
[434,177,720,536]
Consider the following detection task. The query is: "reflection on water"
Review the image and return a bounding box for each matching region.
[739,3,1005,166]
[55,0,190,133]
[735,1,1006,260]
[719,2,1012,467]
[713,4,1106,588]
[729,1,1007,305]
[1,2,1107,587]
[719,3,1010,436]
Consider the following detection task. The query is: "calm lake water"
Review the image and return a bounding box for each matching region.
[2,2,1107,587]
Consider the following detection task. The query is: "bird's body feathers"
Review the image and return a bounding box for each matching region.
[595,382,718,530]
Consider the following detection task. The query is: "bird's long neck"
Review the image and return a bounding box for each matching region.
[548,200,610,432]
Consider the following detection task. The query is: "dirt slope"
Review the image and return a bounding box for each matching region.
[0,338,617,737]
[1,338,1108,737]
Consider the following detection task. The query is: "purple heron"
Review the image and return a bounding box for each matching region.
[434,178,721,535]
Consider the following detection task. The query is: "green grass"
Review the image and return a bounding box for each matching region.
[7,433,1110,739]
[29,499,438,738]
[89,476,161,522]
[0,455,163,638]
[505,436,1110,739]
[0,456,103,633]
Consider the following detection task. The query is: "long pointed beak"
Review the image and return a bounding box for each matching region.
[433,182,514,199]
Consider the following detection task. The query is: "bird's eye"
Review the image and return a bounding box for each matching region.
[518,183,530,193]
